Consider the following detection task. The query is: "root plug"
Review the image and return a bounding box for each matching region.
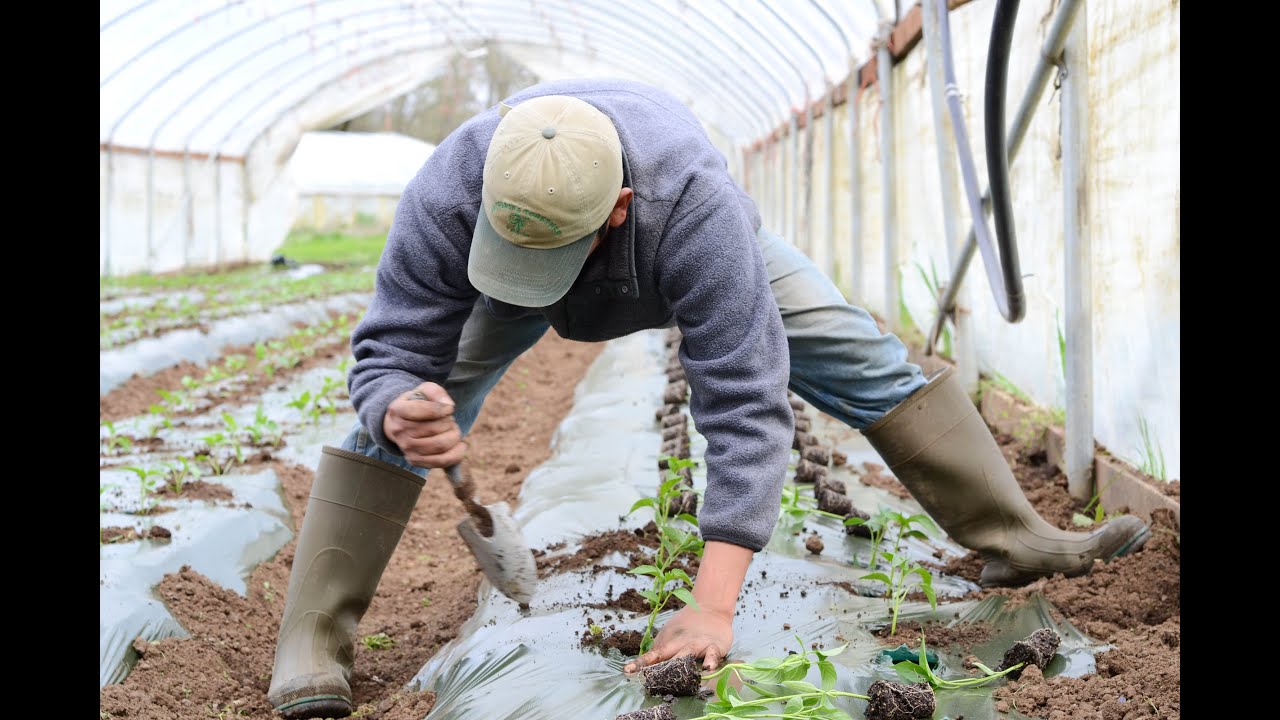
[864,680,935,720]
[642,655,701,697]
[998,628,1061,679]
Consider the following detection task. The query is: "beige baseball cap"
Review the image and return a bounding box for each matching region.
[469,95,624,307]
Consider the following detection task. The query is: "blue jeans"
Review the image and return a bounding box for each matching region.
[340,226,925,470]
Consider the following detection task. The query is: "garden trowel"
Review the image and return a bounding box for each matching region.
[444,462,538,605]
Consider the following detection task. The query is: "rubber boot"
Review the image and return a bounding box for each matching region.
[861,366,1149,587]
[267,447,425,718]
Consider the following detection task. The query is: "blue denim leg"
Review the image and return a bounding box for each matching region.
[339,297,551,465]
[757,227,926,428]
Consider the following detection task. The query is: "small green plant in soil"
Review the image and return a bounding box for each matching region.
[165,456,201,494]
[891,633,1024,690]
[849,508,939,635]
[1071,478,1120,527]
[361,632,394,650]
[1136,415,1167,481]
[627,467,705,655]
[101,421,133,456]
[245,404,282,447]
[123,465,165,513]
[692,640,875,719]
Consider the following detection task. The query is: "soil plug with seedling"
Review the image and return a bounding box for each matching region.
[793,431,819,450]
[844,507,873,538]
[802,446,830,465]
[655,404,680,421]
[616,705,676,720]
[643,655,701,697]
[805,534,825,554]
[817,489,854,516]
[666,367,686,383]
[999,628,1060,679]
[864,680,935,720]
[789,396,806,411]
[661,425,687,442]
[795,459,828,483]
[814,476,846,496]
[794,415,812,432]
[658,466,693,485]
[660,413,686,429]
[663,380,688,404]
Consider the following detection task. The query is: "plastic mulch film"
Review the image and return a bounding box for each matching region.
[99,468,293,687]
[402,329,1109,720]
[100,291,368,395]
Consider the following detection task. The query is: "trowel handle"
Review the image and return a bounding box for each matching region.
[444,463,494,534]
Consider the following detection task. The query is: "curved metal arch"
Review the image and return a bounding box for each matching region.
[118,2,424,149]
[713,0,814,106]
[101,0,247,87]
[99,0,163,33]
[760,0,838,89]
[807,0,853,60]
[446,2,775,138]
[673,1,799,120]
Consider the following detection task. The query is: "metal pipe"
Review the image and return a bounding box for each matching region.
[802,104,814,251]
[822,92,835,280]
[790,114,799,245]
[1062,3,1092,500]
[984,0,1026,322]
[927,0,1084,349]
[849,68,862,303]
[923,0,978,393]
[877,30,898,330]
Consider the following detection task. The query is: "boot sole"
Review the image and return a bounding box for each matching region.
[275,695,353,719]
[979,523,1153,587]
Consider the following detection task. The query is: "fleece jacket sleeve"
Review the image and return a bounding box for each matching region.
[346,131,486,455]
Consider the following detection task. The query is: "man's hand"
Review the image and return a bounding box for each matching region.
[623,540,753,673]
[383,382,465,468]
[623,604,733,673]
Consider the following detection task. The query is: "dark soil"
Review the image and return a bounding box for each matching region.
[864,680,935,720]
[642,654,701,697]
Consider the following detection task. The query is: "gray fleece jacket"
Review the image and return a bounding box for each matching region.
[349,78,793,552]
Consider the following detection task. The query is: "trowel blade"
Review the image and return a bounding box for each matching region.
[456,501,538,605]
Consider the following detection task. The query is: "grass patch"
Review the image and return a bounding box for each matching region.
[274,230,387,268]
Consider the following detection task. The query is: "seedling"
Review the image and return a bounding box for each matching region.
[123,465,165,513]
[101,421,133,456]
[891,633,1024,689]
[694,640,871,719]
[1137,416,1167,481]
[849,508,940,635]
[361,632,394,650]
[165,457,201,494]
[145,404,174,438]
[627,467,705,655]
[1072,479,1119,527]
[246,404,282,446]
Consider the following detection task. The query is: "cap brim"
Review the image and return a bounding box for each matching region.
[468,210,594,307]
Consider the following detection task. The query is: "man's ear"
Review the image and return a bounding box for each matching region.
[607,188,634,229]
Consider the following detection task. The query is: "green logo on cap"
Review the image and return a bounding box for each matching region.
[493,201,561,239]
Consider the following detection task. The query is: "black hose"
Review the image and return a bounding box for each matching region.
[984,0,1025,322]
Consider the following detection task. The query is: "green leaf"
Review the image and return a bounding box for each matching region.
[900,530,929,542]
[1072,512,1095,527]
[784,696,804,714]
[668,568,694,586]
[676,512,700,526]
[843,516,866,526]
[781,680,819,694]
[894,661,930,684]
[629,497,656,514]
[819,659,837,691]
[637,589,660,604]
[862,572,893,585]
[672,587,699,610]
[628,564,660,577]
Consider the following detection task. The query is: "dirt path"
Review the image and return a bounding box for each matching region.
[99,331,602,720]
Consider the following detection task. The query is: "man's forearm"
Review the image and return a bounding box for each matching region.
[692,540,753,616]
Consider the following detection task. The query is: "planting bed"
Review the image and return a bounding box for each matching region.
[100,263,1179,720]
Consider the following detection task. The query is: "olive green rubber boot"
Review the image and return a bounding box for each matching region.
[267,447,425,718]
[861,366,1149,587]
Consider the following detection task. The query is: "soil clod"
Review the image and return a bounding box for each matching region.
[814,476,846,496]
[805,534,824,555]
[642,654,701,697]
[660,413,686,429]
[801,446,829,465]
[864,680,936,720]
